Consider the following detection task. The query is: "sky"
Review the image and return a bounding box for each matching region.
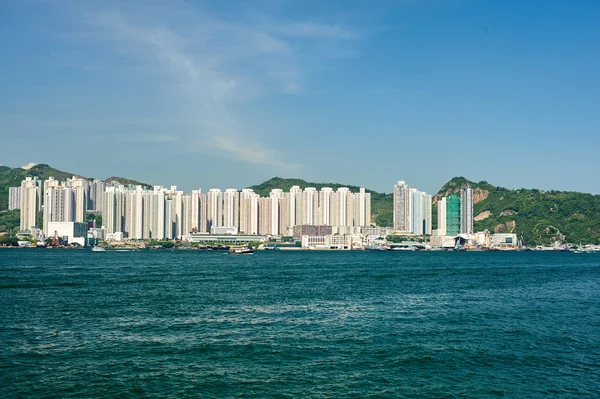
[1,0,600,195]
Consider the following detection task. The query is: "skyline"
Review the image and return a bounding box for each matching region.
[2,0,600,195]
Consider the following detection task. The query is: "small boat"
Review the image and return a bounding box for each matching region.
[228,245,254,255]
[264,245,279,251]
[91,246,106,252]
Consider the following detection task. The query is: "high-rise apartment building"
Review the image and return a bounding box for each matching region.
[460,185,474,234]
[257,197,273,235]
[150,187,166,239]
[239,189,259,234]
[318,187,333,225]
[289,186,302,229]
[207,189,223,230]
[20,177,39,231]
[393,180,431,235]
[8,186,21,210]
[223,189,239,228]
[68,177,88,224]
[446,194,461,236]
[190,190,200,233]
[88,179,105,212]
[437,197,447,236]
[43,186,75,235]
[393,181,410,232]
[355,187,371,227]
[302,187,318,225]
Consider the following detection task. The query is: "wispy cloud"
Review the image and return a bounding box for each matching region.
[67,1,361,167]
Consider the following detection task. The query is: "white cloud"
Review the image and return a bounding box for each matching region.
[73,1,360,166]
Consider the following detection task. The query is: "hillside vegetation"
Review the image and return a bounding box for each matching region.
[2,166,599,245]
[0,164,150,212]
[435,177,600,245]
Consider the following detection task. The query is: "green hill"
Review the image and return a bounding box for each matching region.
[2,166,599,245]
[249,177,393,227]
[0,164,150,212]
[433,177,600,246]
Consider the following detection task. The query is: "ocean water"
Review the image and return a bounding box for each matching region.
[0,249,599,398]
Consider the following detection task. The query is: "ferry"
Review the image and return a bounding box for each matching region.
[228,245,254,255]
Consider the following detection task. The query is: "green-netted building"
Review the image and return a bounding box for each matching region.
[446,194,461,236]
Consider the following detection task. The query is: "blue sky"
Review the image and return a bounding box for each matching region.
[1,0,599,194]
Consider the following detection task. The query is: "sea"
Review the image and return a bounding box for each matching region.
[1,249,599,398]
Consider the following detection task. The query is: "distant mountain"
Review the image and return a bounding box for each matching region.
[0,164,150,212]
[433,177,600,246]
[249,177,393,227]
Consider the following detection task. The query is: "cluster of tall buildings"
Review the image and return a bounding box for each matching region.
[14,173,477,243]
[16,176,91,233]
[12,176,372,240]
[102,184,371,239]
[436,185,474,236]
[392,180,433,235]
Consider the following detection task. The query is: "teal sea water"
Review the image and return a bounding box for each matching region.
[1,250,599,398]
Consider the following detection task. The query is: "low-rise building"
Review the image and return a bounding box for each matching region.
[301,235,327,248]
[47,222,88,246]
[326,234,352,250]
[492,233,518,248]
[293,225,333,241]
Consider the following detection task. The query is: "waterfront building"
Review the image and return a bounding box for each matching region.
[460,185,474,234]
[43,186,76,235]
[165,198,174,239]
[103,186,119,234]
[278,193,291,236]
[223,189,239,229]
[354,188,371,227]
[20,177,40,231]
[269,189,285,235]
[424,194,432,235]
[302,187,318,225]
[190,190,200,233]
[68,177,88,224]
[393,181,410,232]
[239,189,259,235]
[331,187,350,227]
[8,186,21,210]
[88,179,105,212]
[437,197,447,236]
[42,177,59,211]
[172,190,184,239]
[293,225,333,241]
[181,194,191,239]
[47,221,88,246]
[289,186,303,229]
[446,194,461,236]
[318,187,333,226]
[198,192,209,233]
[257,197,274,235]
[207,189,223,230]
[150,187,166,239]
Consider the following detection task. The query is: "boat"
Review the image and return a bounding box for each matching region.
[264,245,280,251]
[91,246,106,252]
[388,246,418,251]
[228,245,254,254]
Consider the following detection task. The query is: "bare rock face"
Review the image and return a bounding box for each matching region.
[474,211,491,221]
[506,220,516,233]
[494,220,516,233]
[500,210,516,216]
[473,188,489,204]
